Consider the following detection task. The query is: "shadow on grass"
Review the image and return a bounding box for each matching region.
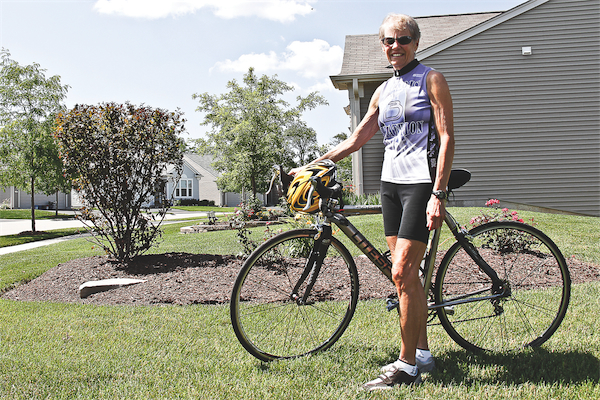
[428,348,599,385]
[308,343,599,386]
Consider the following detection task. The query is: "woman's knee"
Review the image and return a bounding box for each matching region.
[391,262,420,291]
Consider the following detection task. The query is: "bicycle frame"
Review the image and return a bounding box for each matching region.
[307,203,509,312]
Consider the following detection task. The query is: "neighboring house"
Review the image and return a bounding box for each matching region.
[165,153,269,207]
[0,186,71,210]
[330,0,599,216]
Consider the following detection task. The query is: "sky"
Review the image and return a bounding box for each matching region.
[0,0,526,145]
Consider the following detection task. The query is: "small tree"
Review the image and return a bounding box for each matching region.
[54,102,185,262]
[0,50,69,230]
[283,120,327,169]
[193,67,327,196]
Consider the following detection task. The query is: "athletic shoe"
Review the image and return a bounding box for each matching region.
[381,357,435,374]
[362,366,422,391]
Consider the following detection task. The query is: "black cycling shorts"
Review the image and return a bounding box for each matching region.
[380,181,433,244]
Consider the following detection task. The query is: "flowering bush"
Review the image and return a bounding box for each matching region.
[229,196,286,256]
[469,199,537,254]
[469,199,532,227]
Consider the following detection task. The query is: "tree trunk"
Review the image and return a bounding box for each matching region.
[251,174,257,197]
[30,176,36,232]
[55,191,59,216]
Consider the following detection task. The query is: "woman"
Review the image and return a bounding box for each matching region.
[292,14,454,389]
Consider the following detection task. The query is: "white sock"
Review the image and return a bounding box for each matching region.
[391,360,418,376]
[416,349,432,361]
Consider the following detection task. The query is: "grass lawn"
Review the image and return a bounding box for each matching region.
[0,209,73,220]
[0,208,598,399]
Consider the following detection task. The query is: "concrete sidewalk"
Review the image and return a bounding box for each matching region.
[0,209,212,237]
[0,234,90,255]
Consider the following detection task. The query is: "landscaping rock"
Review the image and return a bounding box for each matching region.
[79,278,147,298]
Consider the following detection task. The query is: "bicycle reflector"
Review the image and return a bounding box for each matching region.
[287,159,337,213]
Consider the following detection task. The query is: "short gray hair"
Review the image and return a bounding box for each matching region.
[379,14,421,42]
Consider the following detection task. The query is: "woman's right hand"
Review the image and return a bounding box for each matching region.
[288,166,304,176]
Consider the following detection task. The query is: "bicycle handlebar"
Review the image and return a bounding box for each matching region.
[303,176,343,212]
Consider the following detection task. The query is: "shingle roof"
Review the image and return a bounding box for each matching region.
[184,153,220,178]
[337,12,502,76]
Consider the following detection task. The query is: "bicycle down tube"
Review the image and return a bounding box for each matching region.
[327,206,509,312]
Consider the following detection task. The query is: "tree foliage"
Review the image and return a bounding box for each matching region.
[0,50,69,230]
[193,68,327,196]
[54,102,185,262]
[283,120,328,167]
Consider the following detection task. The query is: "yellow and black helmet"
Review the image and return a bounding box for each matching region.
[286,160,337,213]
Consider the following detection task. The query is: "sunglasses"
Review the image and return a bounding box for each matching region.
[381,36,412,46]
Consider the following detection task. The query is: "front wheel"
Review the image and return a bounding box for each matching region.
[230,229,359,362]
[435,221,570,353]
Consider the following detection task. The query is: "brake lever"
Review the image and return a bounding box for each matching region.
[266,165,294,196]
[302,178,318,212]
[302,177,343,212]
[265,169,280,196]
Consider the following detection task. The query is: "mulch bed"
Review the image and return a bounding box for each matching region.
[2,252,599,306]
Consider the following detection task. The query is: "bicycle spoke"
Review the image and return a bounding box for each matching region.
[231,229,359,361]
[435,222,570,353]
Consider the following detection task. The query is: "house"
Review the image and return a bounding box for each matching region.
[165,153,269,207]
[2,153,264,210]
[330,0,599,216]
[0,186,71,210]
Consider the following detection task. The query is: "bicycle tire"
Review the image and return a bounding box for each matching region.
[230,228,359,361]
[434,221,570,353]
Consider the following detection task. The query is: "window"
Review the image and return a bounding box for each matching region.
[175,179,192,198]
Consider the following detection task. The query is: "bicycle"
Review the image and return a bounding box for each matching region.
[230,166,571,362]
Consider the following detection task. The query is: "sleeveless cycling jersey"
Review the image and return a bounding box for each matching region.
[378,60,439,184]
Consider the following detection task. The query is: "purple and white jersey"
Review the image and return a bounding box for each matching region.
[378,62,438,184]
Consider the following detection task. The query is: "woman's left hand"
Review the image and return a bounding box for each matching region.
[426,196,446,231]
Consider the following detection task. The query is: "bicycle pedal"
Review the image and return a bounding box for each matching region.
[386,299,399,312]
[443,306,455,315]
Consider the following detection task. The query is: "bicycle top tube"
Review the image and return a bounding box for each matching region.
[338,204,382,216]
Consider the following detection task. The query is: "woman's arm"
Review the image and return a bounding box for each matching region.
[426,70,455,230]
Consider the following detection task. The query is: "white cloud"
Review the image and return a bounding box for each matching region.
[306,78,337,93]
[212,39,343,80]
[93,0,315,22]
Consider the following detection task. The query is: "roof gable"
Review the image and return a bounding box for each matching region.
[418,0,550,60]
[337,12,501,77]
[184,153,219,178]
[333,0,551,81]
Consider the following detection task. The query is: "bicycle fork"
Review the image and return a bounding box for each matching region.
[290,225,332,305]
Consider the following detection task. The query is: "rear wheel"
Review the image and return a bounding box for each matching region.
[435,221,570,353]
[230,229,359,361]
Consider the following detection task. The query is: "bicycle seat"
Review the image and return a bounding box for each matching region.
[447,169,471,193]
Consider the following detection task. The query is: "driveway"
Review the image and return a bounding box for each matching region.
[0,218,86,236]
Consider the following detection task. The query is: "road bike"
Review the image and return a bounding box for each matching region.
[230,168,571,362]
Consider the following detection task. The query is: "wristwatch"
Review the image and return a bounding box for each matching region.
[432,190,448,200]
